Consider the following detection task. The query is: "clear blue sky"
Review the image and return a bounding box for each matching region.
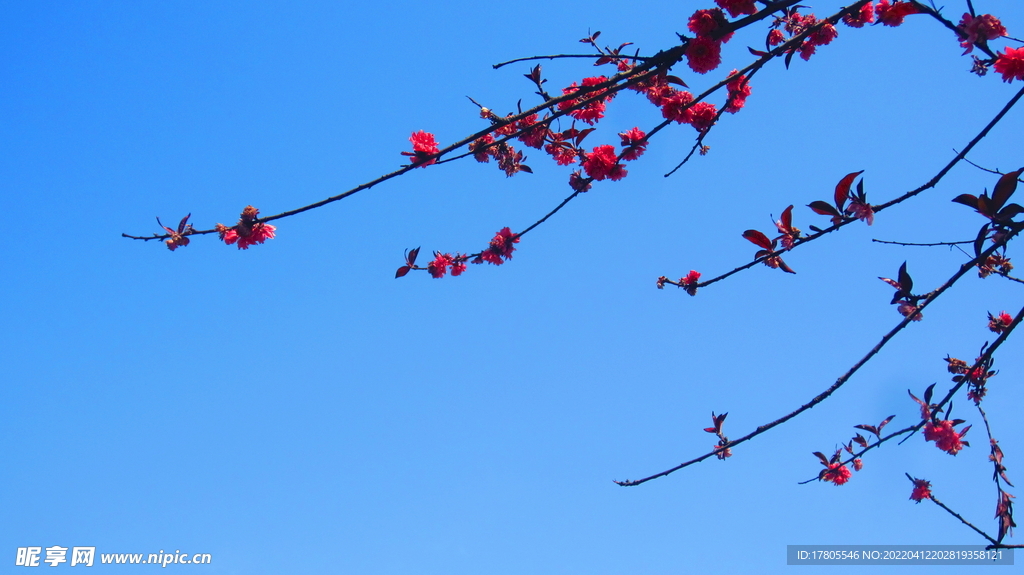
[3,1,1023,573]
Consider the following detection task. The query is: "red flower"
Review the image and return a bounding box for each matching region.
[682,270,701,285]
[545,134,578,166]
[988,311,1013,333]
[853,458,863,472]
[909,478,932,502]
[216,206,277,250]
[958,13,1006,54]
[725,71,752,113]
[688,102,718,132]
[924,420,970,455]
[767,29,785,45]
[582,145,627,181]
[517,114,548,149]
[875,0,919,27]
[568,171,592,193]
[618,127,647,161]
[686,36,722,74]
[715,0,756,18]
[809,21,838,46]
[845,199,874,225]
[558,77,613,125]
[471,134,495,163]
[660,90,695,124]
[450,255,468,277]
[799,41,817,61]
[897,301,923,321]
[822,463,852,486]
[480,227,519,265]
[427,253,453,278]
[842,3,875,27]
[688,9,732,42]
[994,47,1024,83]
[403,130,440,167]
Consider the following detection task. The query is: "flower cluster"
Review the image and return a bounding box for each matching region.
[582,145,627,181]
[479,227,519,265]
[715,0,756,18]
[957,13,1007,54]
[909,477,932,503]
[988,311,1013,334]
[822,462,852,486]
[994,46,1024,83]
[558,76,614,125]
[725,70,752,113]
[923,419,970,456]
[681,270,701,296]
[978,253,1013,278]
[427,252,468,278]
[875,0,920,27]
[216,206,276,250]
[403,130,440,167]
[841,3,875,28]
[617,127,647,161]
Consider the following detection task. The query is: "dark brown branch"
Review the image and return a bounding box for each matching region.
[929,493,1000,545]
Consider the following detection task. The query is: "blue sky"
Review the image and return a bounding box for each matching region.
[2,1,1023,573]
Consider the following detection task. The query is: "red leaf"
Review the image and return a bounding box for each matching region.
[776,257,796,274]
[780,205,794,230]
[407,247,421,266]
[395,265,411,278]
[951,193,979,210]
[665,75,688,88]
[879,276,901,290]
[812,451,830,466]
[742,229,773,250]
[834,171,864,212]
[703,427,717,433]
[177,213,191,234]
[991,169,1022,212]
[747,47,769,57]
[808,200,841,217]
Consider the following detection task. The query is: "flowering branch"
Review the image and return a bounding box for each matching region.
[619,224,1021,487]
[661,84,1024,292]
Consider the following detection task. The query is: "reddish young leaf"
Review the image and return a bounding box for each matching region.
[395,265,411,278]
[665,75,688,88]
[952,193,980,210]
[406,246,421,266]
[780,205,794,230]
[878,276,901,290]
[747,47,769,57]
[742,229,774,250]
[812,451,830,466]
[808,200,841,217]
[991,168,1023,212]
[834,171,864,212]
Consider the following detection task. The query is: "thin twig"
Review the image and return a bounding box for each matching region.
[872,239,973,247]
